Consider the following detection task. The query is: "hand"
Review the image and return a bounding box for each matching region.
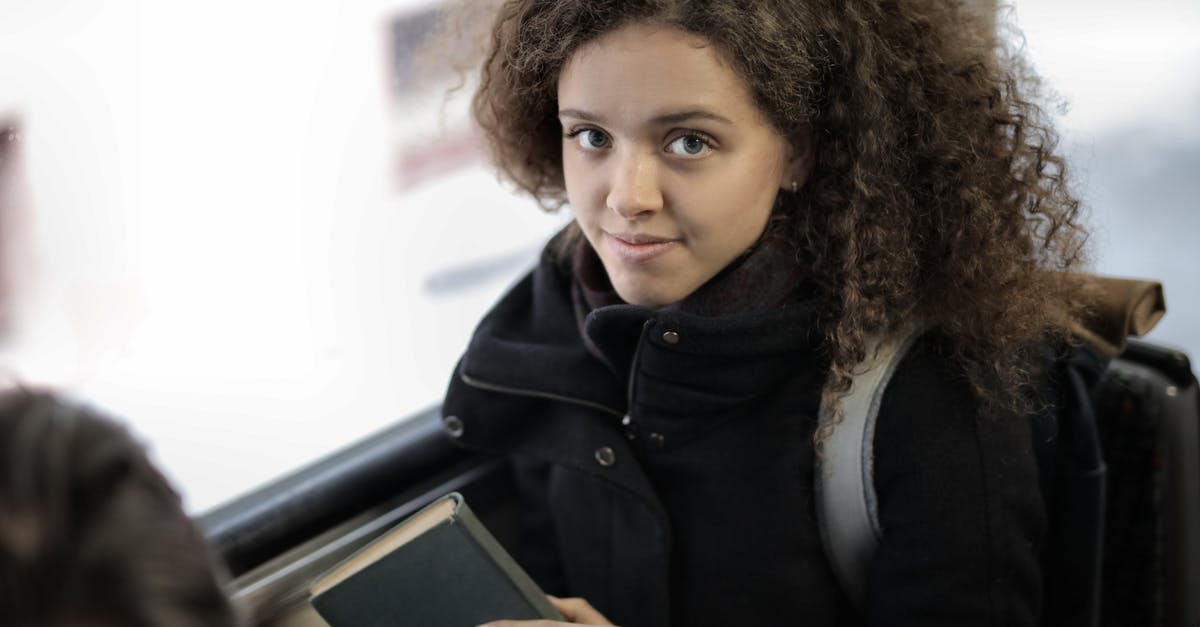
[477,595,616,626]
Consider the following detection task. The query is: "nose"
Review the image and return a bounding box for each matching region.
[606,149,663,220]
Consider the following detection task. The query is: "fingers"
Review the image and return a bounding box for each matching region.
[547,596,614,625]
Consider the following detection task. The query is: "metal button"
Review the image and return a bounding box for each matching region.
[442,415,465,438]
[647,432,665,449]
[661,330,680,345]
[1167,386,1179,397]
[594,446,616,467]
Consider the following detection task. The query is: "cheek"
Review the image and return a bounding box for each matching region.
[688,160,780,236]
[730,146,786,216]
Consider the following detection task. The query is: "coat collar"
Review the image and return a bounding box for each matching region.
[456,231,828,422]
[456,243,627,417]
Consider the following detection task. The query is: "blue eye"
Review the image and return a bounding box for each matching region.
[666,134,712,157]
[574,129,611,150]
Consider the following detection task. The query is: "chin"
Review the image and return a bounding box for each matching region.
[614,283,688,308]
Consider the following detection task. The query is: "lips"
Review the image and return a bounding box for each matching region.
[604,231,680,264]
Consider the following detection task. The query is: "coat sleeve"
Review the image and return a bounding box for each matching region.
[866,339,1046,626]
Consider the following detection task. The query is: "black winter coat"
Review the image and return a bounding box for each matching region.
[442,244,1045,627]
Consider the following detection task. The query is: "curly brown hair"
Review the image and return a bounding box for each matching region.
[465,0,1091,424]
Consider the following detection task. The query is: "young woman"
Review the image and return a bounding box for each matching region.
[441,1,1090,625]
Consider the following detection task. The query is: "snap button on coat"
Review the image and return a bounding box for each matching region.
[442,414,465,438]
[662,330,680,345]
[594,446,616,467]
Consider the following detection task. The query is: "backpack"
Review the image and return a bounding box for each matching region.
[815,276,1200,627]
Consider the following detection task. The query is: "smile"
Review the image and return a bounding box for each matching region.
[604,232,681,264]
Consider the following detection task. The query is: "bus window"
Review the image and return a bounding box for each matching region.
[0,0,1194,515]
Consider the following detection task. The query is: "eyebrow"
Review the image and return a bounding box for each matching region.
[558,108,735,127]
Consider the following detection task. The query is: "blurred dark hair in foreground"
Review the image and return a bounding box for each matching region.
[0,387,240,627]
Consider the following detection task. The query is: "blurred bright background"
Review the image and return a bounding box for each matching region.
[0,0,1196,514]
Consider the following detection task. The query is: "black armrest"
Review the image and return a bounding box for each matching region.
[199,405,470,576]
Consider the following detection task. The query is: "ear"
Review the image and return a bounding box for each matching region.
[779,124,816,193]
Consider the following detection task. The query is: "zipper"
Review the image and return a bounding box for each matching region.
[460,373,626,419]
[621,319,655,441]
[461,318,657,436]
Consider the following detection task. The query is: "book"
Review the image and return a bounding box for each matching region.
[309,492,563,627]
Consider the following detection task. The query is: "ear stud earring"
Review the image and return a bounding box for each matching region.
[791,180,799,193]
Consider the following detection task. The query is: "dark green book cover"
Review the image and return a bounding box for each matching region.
[309,492,562,627]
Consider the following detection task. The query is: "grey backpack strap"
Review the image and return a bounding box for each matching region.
[815,324,925,610]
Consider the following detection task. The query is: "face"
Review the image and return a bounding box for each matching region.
[557,23,807,307]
